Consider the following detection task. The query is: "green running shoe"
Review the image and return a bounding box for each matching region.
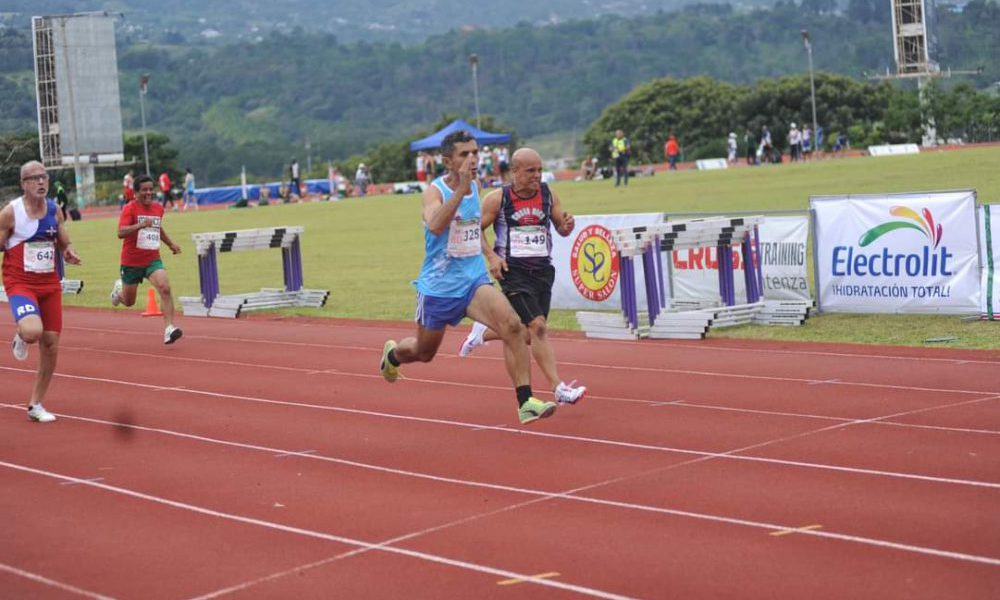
[518,397,557,424]
[380,340,400,383]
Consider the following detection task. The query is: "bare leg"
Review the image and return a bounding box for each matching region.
[466,286,530,387]
[147,269,175,328]
[120,282,139,307]
[525,317,561,390]
[29,331,60,406]
[393,326,445,364]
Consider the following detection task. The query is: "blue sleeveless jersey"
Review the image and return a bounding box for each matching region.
[414,177,488,298]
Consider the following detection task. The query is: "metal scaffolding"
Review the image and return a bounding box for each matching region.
[32,17,62,168]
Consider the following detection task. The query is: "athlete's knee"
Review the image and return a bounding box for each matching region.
[156,282,173,298]
[497,314,525,341]
[19,327,43,344]
[527,318,548,340]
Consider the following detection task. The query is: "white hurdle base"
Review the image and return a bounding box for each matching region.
[575,311,649,340]
[751,300,814,326]
[181,287,329,319]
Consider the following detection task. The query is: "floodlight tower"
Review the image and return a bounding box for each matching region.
[876,0,980,146]
[801,30,819,147]
[139,73,151,176]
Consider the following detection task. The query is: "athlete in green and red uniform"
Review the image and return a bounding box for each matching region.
[110,174,184,345]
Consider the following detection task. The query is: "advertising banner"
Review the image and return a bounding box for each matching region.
[812,191,980,313]
[980,204,999,319]
[671,215,810,302]
[551,213,663,310]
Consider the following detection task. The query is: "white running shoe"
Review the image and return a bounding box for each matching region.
[164,325,183,345]
[555,380,587,404]
[459,321,489,357]
[12,333,28,361]
[27,403,56,423]
[110,278,123,307]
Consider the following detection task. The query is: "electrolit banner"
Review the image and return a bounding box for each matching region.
[672,215,810,302]
[811,191,980,314]
[550,213,664,310]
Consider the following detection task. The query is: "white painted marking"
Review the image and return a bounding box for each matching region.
[6,407,999,569]
[2,371,996,490]
[60,477,104,486]
[0,460,636,600]
[0,561,114,599]
[273,450,316,458]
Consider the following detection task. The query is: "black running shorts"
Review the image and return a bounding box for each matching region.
[498,264,555,324]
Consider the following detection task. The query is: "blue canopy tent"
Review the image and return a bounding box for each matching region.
[409,119,511,152]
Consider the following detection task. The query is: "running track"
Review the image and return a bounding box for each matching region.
[1,307,998,599]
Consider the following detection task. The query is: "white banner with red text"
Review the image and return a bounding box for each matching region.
[671,215,810,302]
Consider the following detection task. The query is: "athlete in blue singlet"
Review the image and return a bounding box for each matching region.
[379,130,557,424]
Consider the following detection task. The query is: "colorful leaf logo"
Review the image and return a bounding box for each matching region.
[858,206,942,248]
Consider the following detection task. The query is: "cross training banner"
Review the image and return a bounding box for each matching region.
[671,215,810,302]
[811,190,980,314]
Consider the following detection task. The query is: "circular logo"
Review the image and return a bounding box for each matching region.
[570,224,620,302]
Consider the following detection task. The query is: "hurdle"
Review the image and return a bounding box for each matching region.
[576,216,766,339]
[179,226,329,318]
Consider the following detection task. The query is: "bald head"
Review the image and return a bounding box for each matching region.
[511,148,541,171]
[510,147,543,195]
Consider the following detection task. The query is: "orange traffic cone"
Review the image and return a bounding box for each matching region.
[140,287,163,317]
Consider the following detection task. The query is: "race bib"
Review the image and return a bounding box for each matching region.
[24,241,56,273]
[447,218,481,258]
[510,225,548,258]
[137,217,161,250]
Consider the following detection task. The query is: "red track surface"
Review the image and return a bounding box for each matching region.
[1,307,998,599]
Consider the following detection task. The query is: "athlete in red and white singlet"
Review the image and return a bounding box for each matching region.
[0,161,81,422]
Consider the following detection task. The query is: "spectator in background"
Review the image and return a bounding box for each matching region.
[664,133,680,171]
[122,170,135,208]
[760,126,773,164]
[788,123,802,162]
[433,151,444,176]
[53,180,69,221]
[497,145,510,183]
[355,163,370,197]
[416,152,427,183]
[423,152,436,182]
[183,167,197,211]
[289,159,301,200]
[727,132,738,163]
[816,126,826,157]
[611,129,631,186]
[802,126,813,160]
[833,132,849,155]
[158,170,176,211]
[744,128,756,165]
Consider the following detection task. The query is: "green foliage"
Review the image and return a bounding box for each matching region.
[2,2,999,186]
[586,72,1000,160]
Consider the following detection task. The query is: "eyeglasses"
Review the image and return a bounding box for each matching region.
[22,174,49,183]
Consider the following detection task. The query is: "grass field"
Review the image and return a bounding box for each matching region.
[57,147,1000,349]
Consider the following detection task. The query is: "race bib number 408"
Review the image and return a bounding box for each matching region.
[137,216,161,250]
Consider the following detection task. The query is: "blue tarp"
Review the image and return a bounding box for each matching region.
[194,179,335,205]
[409,119,511,152]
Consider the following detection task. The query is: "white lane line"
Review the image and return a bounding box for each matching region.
[50,341,1000,401]
[0,561,115,600]
[0,460,635,600]
[40,331,1000,397]
[273,450,315,458]
[57,323,1000,366]
[2,369,997,490]
[60,477,105,486]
